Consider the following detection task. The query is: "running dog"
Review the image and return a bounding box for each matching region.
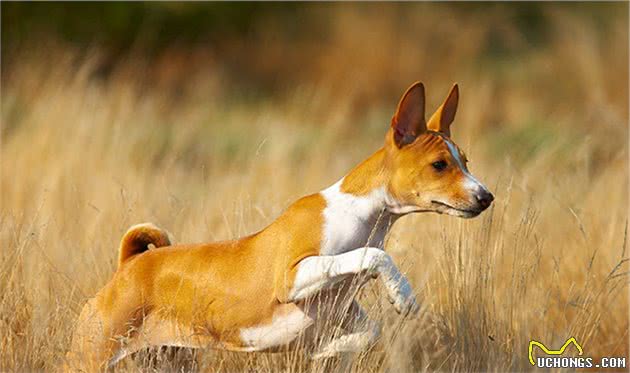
[64,82,494,371]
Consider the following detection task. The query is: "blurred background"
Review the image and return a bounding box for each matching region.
[1,3,628,372]
[3,3,628,172]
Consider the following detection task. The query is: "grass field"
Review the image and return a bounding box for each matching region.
[1,4,628,372]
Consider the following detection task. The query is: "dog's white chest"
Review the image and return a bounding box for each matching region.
[319,180,392,255]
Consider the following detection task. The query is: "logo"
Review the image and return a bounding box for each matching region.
[529,337,626,369]
[529,337,583,366]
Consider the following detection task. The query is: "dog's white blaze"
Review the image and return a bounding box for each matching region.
[444,138,488,194]
[319,179,392,255]
[239,308,314,350]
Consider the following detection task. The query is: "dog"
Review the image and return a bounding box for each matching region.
[64,82,493,371]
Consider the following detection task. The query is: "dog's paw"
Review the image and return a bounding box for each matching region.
[384,274,419,316]
[394,291,420,317]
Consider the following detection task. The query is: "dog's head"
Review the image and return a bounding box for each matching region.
[384,82,493,218]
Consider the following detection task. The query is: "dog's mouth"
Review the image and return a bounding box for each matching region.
[431,200,482,218]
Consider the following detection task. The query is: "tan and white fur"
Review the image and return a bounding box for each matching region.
[63,82,494,371]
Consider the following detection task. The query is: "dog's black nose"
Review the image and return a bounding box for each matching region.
[476,190,494,209]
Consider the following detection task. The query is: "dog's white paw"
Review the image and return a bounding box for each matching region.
[361,249,419,316]
[384,274,419,316]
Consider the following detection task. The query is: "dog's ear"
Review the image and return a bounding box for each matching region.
[427,83,458,137]
[391,82,426,148]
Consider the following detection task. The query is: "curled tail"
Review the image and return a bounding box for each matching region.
[118,223,171,267]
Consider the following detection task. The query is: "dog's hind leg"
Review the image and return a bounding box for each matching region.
[62,297,116,372]
[63,293,152,371]
[107,313,214,369]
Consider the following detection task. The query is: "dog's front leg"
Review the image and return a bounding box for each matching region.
[312,301,381,359]
[284,247,419,315]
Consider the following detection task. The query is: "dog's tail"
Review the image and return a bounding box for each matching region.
[118,223,171,268]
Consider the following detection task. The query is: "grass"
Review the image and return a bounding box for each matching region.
[1,4,628,372]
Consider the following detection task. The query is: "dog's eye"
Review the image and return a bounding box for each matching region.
[432,160,448,171]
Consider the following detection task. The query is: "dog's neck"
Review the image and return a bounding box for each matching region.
[318,149,402,255]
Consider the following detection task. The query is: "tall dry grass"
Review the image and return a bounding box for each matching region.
[1,4,628,372]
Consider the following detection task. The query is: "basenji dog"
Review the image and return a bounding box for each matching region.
[64,82,493,371]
